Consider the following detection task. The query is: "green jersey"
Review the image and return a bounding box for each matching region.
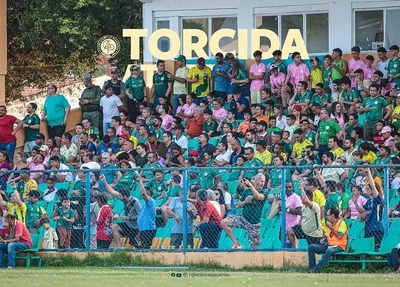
[388,57,400,85]
[304,130,316,144]
[116,172,137,191]
[147,178,167,198]
[294,91,312,103]
[56,207,75,231]
[361,96,389,125]
[243,158,264,179]
[345,124,361,139]
[322,67,332,88]
[240,188,266,224]
[341,88,360,103]
[198,169,219,189]
[374,156,390,176]
[332,59,345,80]
[153,72,171,98]
[153,127,165,141]
[125,75,146,101]
[25,201,46,228]
[163,185,181,205]
[317,120,341,145]
[202,119,220,137]
[142,162,162,180]
[340,193,351,211]
[311,92,331,106]
[22,114,40,142]
[324,193,341,219]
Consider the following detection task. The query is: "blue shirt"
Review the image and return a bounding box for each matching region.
[98,163,117,192]
[363,195,383,233]
[229,96,249,119]
[168,197,193,234]
[97,142,119,156]
[212,62,231,92]
[138,197,156,231]
[197,143,216,157]
[87,142,96,153]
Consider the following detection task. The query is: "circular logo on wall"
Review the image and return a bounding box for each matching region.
[97,35,120,57]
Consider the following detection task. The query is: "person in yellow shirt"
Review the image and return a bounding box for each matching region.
[310,57,324,89]
[292,129,314,160]
[254,140,272,165]
[360,142,377,164]
[390,97,400,128]
[304,177,326,231]
[328,136,344,160]
[19,169,39,200]
[186,57,213,99]
[0,187,27,224]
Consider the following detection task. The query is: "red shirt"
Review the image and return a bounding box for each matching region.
[5,220,32,248]
[0,115,17,144]
[186,115,204,137]
[96,205,113,241]
[195,200,222,228]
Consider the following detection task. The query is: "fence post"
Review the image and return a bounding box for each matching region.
[85,171,91,250]
[280,168,286,249]
[383,167,390,238]
[182,169,188,251]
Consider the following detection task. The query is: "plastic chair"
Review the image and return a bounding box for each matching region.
[150,238,162,249]
[226,181,239,195]
[351,237,375,255]
[15,234,42,267]
[348,219,365,240]
[188,139,199,151]
[298,239,309,249]
[389,219,400,237]
[370,236,400,255]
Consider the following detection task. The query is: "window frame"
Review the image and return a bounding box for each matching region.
[155,18,171,53]
[353,7,400,52]
[254,12,329,56]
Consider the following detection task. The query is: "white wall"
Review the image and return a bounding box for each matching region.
[141,0,400,61]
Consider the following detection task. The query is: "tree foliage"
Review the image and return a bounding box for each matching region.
[7,0,142,101]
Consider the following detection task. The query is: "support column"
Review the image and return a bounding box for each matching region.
[0,0,7,105]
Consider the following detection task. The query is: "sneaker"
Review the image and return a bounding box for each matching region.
[232,243,242,249]
[7,266,15,269]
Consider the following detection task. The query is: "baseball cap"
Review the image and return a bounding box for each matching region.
[39,145,49,152]
[256,120,267,127]
[111,67,118,74]
[197,57,205,65]
[119,133,129,140]
[36,133,45,140]
[175,55,186,62]
[83,76,92,85]
[379,126,391,134]
[130,64,140,71]
[270,64,278,70]
[189,150,199,157]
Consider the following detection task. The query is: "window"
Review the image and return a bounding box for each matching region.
[256,13,329,54]
[182,17,237,57]
[355,10,383,51]
[355,8,400,51]
[156,20,170,53]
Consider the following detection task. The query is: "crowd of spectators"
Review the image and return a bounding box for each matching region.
[0,45,400,257]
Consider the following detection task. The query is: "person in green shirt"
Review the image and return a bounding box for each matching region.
[41,85,71,146]
[359,84,392,141]
[197,156,221,189]
[267,116,282,135]
[267,155,290,193]
[335,182,350,218]
[322,55,333,89]
[340,76,360,114]
[240,147,264,180]
[150,60,172,107]
[221,174,266,248]
[311,83,331,108]
[53,197,75,249]
[300,120,316,144]
[388,45,400,87]
[331,48,348,80]
[22,102,41,153]
[141,152,162,181]
[316,109,343,159]
[228,155,246,181]
[25,190,47,233]
[344,113,361,139]
[160,175,182,225]
[147,171,167,200]
[125,64,146,102]
[289,81,311,112]
[202,109,220,137]
[315,170,341,221]
[152,117,165,141]
[374,146,391,177]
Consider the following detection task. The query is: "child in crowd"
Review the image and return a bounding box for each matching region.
[42,178,58,203]
[53,196,75,249]
[310,57,323,90]
[41,218,58,249]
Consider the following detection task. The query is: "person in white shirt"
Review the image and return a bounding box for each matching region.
[213,142,231,169]
[244,130,257,150]
[100,85,123,135]
[170,55,189,111]
[49,155,74,182]
[285,114,298,141]
[377,47,389,78]
[173,124,188,153]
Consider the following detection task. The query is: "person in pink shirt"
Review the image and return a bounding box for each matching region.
[284,52,310,93]
[158,104,173,131]
[348,46,366,88]
[177,93,197,121]
[363,55,376,82]
[270,64,293,108]
[285,182,302,230]
[249,50,266,104]
[380,126,394,146]
[381,78,396,97]
[28,154,45,183]
[348,186,367,219]
[212,98,228,122]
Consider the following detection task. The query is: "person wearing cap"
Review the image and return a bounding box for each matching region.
[380,126,395,147]
[125,64,147,122]
[186,57,212,99]
[212,52,231,102]
[254,139,272,165]
[34,132,45,148]
[388,45,400,87]
[150,60,173,108]
[79,77,103,132]
[102,67,126,100]
[170,55,189,111]
[25,189,47,234]
[22,102,41,154]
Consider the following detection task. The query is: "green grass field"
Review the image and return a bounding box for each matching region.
[1,268,400,287]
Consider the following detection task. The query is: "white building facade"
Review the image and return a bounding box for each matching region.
[140,0,400,61]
